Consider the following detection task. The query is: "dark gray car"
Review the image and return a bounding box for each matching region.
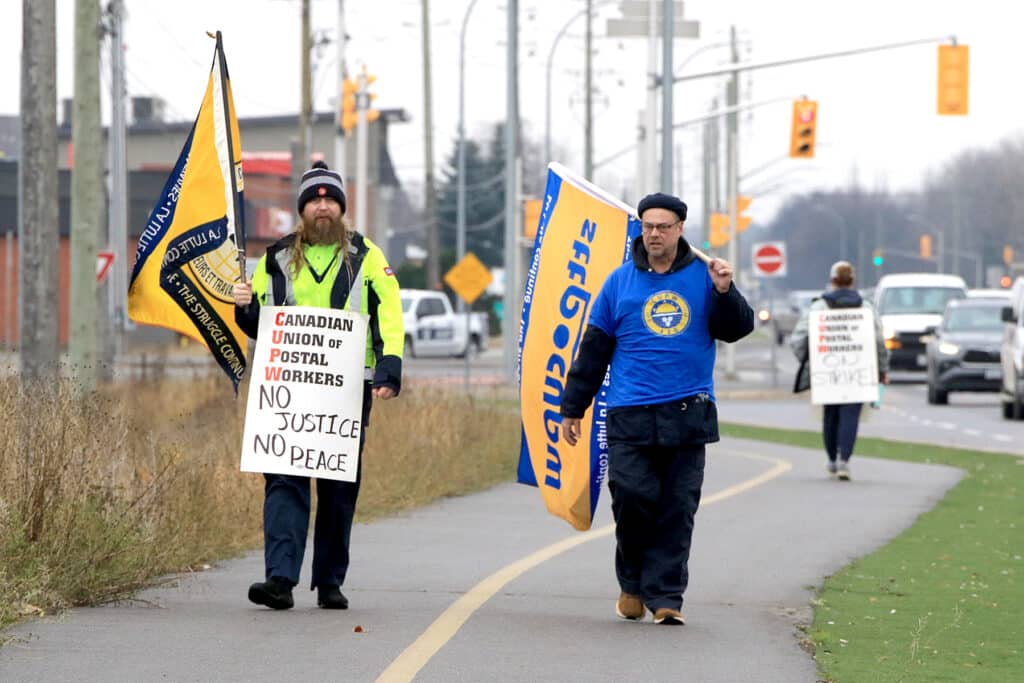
[925,298,1005,404]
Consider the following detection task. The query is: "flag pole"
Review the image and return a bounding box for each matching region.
[213,31,248,284]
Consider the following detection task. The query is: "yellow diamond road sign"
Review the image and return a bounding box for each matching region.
[444,252,492,304]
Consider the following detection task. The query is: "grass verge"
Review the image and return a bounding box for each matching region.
[720,423,1022,683]
[0,377,519,633]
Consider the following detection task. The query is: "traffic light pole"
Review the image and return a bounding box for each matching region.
[333,0,348,175]
[724,25,740,379]
[355,70,370,241]
[671,35,956,84]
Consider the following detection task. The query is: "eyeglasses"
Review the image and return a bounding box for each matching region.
[641,221,680,234]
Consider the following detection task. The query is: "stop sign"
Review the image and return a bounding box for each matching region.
[752,241,786,277]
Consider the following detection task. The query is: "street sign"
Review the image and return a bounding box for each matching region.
[752,241,786,278]
[96,250,115,283]
[444,251,493,304]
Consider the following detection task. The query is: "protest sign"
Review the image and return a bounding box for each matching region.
[241,305,368,482]
[809,307,880,405]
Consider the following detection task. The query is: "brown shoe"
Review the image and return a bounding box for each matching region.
[653,607,685,625]
[615,592,645,620]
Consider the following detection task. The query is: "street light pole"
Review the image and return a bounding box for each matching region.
[457,0,481,272]
[545,1,614,165]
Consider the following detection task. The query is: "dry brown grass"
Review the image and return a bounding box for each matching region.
[0,374,519,630]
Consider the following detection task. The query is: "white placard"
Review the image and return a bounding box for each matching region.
[809,307,880,406]
[241,305,369,482]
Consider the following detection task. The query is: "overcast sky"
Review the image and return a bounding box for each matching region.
[1,0,1020,225]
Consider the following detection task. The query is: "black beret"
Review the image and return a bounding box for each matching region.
[297,160,347,215]
[637,192,688,222]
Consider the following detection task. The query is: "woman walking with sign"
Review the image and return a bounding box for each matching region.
[791,261,888,480]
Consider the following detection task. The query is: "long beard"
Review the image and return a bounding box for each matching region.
[300,214,346,246]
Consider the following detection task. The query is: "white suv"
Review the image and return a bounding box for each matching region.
[999,277,1024,418]
[874,273,967,371]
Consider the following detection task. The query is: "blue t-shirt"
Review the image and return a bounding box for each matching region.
[588,259,716,407]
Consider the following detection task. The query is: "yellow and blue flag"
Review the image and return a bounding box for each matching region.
[128,32,247,389]
[517,163,640,530]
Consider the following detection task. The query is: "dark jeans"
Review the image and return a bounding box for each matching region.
[822,402,863,462]
[262,381,372,589]
[608,442,706,612]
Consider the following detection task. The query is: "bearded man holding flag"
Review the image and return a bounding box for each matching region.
[233,161,404,610]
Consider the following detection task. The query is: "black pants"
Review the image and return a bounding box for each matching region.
[608,442,706,612]
[262,381,372,589]
[822,402,863,462]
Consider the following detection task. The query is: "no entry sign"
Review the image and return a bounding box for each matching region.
[752,241,786,277]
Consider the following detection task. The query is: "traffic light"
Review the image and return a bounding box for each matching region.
[789,99,818,158]
[937,44,969,116]
[920,234,933,259]
[341,78,358,134]
[361,72,381,124]
[709,213,729,248]
[872,249,884,267]
[707,196,753,241]
[1004,245,1014,265]
[736,196,752,233]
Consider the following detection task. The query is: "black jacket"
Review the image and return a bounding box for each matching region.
[559,236,754,436]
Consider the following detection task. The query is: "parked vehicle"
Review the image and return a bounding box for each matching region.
[874,273,967,371]
[400,289,488,358]
[999,277,1024,418]
[770,289,819,345]
[924,298,1004,404]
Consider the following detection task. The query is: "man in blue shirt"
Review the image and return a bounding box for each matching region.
[560,192,753,625]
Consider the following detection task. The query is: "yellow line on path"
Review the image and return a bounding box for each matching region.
[375,449,792,682]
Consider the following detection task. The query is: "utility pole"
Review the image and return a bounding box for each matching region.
[300,0,312,167]
[583,0,593,179]
[70,0,102,392]
[19,0,59,381]
[701,100,716,245]
[355,68,370,241]
[644,0,657,193]
[503,0,520,383]
[660,0,673,190]
[421,0,439,289]
[724,25,740,377]
[107,0,127,367]
[333,0,348,175]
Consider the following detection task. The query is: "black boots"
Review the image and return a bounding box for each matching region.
[248,577,295,610]
[317,585,349,609]
[249,578,348,610]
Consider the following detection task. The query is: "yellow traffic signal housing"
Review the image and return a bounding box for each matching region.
[789,99,818,158]
[920,234,933,259]
[736,196,752,233]
[341,78,358,133]
[709,213,730,248]
[1004,245,1014,265]
[937,44,969,116]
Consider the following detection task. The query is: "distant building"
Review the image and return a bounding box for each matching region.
[0,103,425,348]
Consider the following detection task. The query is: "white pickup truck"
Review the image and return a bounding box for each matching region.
[400,289,489,358]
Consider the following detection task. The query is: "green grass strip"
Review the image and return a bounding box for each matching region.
[720,423,1023,683]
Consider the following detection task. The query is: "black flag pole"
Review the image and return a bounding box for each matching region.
[212,30,248,284]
